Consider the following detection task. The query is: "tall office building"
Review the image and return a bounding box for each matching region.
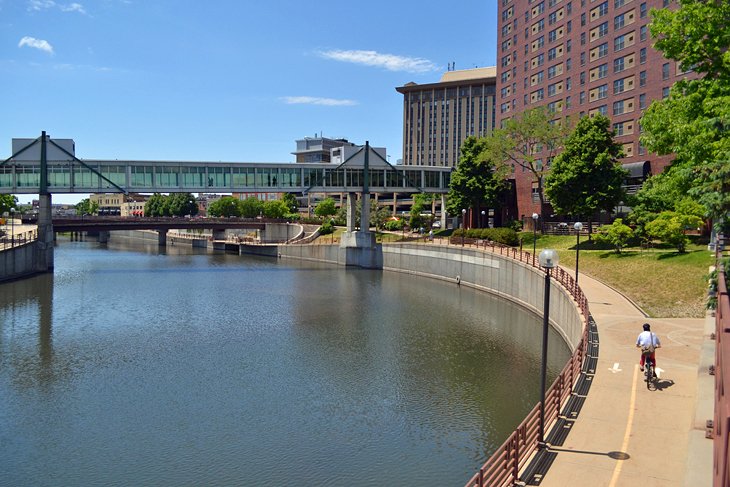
[396,67,497,167]
[497,0,692,219]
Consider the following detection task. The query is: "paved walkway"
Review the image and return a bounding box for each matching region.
[535,274,712,487]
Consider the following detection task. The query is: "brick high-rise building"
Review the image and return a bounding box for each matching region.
[497,0,693,220]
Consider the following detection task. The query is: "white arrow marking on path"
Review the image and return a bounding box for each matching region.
[609,362,622,373]
[654,367,664,379]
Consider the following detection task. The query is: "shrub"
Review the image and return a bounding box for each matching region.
[454,227,519,246]
[594,218,633,253]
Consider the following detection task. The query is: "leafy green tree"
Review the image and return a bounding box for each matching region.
[262,199,289,218]
[314,198,337,219]
[370,200,391,231]
[545,114,627,234]
[483,108,570,223]
[594,218,634,253]
[640,0,730,219]
[167,193,199,217]
[281,192,298,213]
[645,211,703,253]
[208,196,242,217]
[240,196,263,218]
[0,194,19,215]
[76,198,99,216]
[446,136,509,221]
[410,193,434,231]
[144,193,169,217]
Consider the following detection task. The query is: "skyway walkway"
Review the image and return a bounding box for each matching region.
[532,274,711,487]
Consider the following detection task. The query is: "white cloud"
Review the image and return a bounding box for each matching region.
[281,96,358,106]
[60,2,86,14]
[28,0,87,14]
[18,36,54,54]
[318,49,438,73]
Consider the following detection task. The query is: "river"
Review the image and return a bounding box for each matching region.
[0,235,570,486]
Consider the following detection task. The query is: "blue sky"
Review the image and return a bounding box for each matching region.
[1,0,497,203]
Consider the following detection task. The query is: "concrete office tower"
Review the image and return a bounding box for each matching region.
[496,0,694,219]
[396,67,497,167]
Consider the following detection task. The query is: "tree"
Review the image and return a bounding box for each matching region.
[446,136,509,221]
[281,192,298,213]
[167,193,199,217]
[240,196,263,218]
[262,199,289,218]
[484,107,570,223]
[0,194,18,215]
[545,114,627,234]
[314,198,337,219]
[76,198,99,216]
[640,0,730,219]
[594,218,634,253]
[645,210,703,253]
[370,201,391,232]
[144,193,168,217]
[410,193,434,231]
[208,196,242,217]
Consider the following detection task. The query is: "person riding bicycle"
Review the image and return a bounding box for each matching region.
[636,323,661,376]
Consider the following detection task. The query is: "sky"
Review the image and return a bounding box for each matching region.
[1,0,497,203]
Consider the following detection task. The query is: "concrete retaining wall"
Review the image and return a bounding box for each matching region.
[0,242,49,283]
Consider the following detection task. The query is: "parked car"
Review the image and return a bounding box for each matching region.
[432,221,441,229]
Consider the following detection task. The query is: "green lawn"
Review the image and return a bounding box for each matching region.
[530,234,713,318]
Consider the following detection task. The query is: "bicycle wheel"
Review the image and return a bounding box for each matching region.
[645,362,653,389]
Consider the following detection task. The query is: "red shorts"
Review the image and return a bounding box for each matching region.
[640,352,656,368]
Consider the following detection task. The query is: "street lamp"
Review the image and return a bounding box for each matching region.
[574,221,584,289]
[402,211,406,240]
[10,207,15,247]
[481,210,486,228]
[461,208,466,246]
[532,213,539,265]
[538,248,559,447]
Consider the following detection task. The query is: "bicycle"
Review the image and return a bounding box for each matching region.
[643,353,655,389]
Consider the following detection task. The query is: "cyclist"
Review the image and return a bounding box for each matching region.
[636,323,661,376]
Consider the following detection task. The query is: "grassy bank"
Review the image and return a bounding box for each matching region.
[528,234,712,318]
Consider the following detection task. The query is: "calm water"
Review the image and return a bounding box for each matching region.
[0,236,570,486]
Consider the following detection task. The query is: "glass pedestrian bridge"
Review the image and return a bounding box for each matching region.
[1,135,452,196]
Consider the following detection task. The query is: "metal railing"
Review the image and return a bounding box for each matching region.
[714,261,729,487]
[450,237,591,487]
[0,228,38,251]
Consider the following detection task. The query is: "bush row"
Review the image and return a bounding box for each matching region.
[452,227,519,246]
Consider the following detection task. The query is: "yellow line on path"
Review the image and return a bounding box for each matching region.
[609,363,639,487]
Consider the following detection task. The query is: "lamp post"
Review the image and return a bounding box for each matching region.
[538,248,559,447]
[574,221,584,289]
[461,208,466,246]
[10,207,15,247]
[402,211,406,240]
[532,213,539,265]
[481,210,486,228]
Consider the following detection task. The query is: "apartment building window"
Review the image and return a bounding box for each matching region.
[566,58,572,70]
[580,52,586,65]
[580,91,586,104]
[533,1,545,16]
[662,86,670,98]
[614,56,625,73]
[501,55,511,67]
[613,78,625,94]
[613,99,625,115]
[614,13,626,30]
[597,63,608,79]
[581,12,586,26]
[549,11,557,25]
[548,46,557,60]
[566,39,572,52]
[640,25,648,41]
[581,32,586,45]
[580,71,586,85]
[566,95,572,108]
[640,2,647,18]
[501,102,510,113]
[566,77,572,90]
[598,105,608,115]
[567,20,572,33]
[615,0,626,7]
[662,63,670,80]
[596,22,609,39]
[535,36,545,50]
[639,70,646,86]
[614,34,627,51]
[640,47,647,63]
[597,84,608,99]
[663,0,669,7]
[614,121,625,136]
[638,142,645,155]
[548,29,558,43]
[639,93,646,109]
[533,19,545,33]
[548,82,560,96]
[525,11,530,22]
[501,72,510,83]
[548,65,558,78]
[547,101,557,113]
[533,88,545,101]
[567,1,572,14]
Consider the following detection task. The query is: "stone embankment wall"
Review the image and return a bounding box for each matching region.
[0,243,47,283]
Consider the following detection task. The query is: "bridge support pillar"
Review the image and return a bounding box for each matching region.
[346,193,358,232]
[441,194,447,229]
[212,229,227,241]
[98,231,110,243]
[36,193,54,272]
[157,230,167,246]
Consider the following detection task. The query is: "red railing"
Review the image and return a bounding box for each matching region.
[454,237,591,487]
[714,262,730,487]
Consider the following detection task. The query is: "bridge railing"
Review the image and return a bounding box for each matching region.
[451,237,591,487]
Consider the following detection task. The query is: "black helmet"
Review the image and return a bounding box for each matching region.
[643,323,651,331]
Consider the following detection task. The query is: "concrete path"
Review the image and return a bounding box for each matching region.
[534,274,712,487]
